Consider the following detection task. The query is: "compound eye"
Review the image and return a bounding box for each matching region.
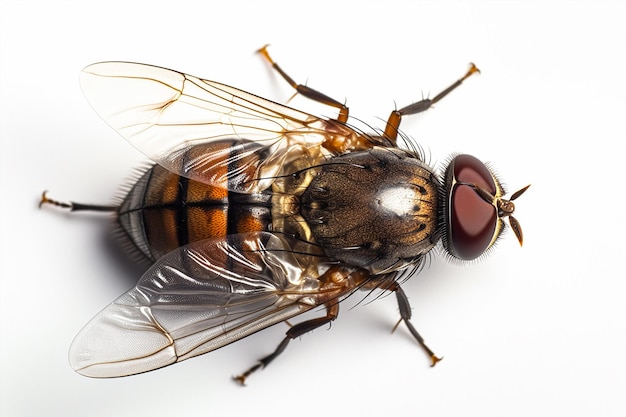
[447,155,498,260]
[450,185,497,259]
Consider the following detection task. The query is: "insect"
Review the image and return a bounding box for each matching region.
[41,46,529,384]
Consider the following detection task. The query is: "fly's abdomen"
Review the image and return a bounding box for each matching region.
[118,141,272,262]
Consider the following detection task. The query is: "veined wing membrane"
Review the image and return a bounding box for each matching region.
[80,62,358,193]
[69,232,346,378]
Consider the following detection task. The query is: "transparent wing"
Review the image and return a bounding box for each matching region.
[80,62,366,193]
[69,232,353,378]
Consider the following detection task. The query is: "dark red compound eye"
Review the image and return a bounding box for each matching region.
[446,155,498,260]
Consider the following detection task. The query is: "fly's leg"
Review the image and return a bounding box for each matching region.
[39,191,116,212]
[383,63,480,143]
[258,45,349,123]
[233,301,340,386]
[388,281,443,366]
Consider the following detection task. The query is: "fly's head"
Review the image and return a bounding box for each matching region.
[441,154,530,261]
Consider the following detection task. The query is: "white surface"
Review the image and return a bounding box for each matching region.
[1,1,624,416]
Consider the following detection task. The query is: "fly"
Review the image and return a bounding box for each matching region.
[41,46,529,384]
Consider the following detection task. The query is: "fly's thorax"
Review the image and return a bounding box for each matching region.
[300,147,440,274]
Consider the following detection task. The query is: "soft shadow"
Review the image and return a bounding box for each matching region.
[97,225,152,287]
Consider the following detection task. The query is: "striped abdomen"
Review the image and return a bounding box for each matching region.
[117,141,272,262]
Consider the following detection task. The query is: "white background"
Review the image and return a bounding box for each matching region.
[1,1,625,416]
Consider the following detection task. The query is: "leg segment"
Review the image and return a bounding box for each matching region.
[383,63,480,143]
[39,191,116,212]
[233,301,340,385]
[389,281,442,366]
[258,45,349,123]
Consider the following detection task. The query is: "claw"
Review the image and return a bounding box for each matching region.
[430,355,444,367]
[39,190,71,210]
